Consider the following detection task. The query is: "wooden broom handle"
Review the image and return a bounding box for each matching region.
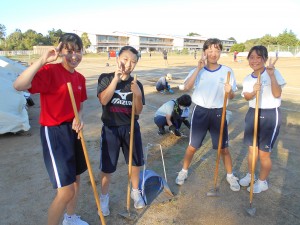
[249,72,261,204]
[213,71,231,188]
[67,83,106,225]
[126,74,137,212]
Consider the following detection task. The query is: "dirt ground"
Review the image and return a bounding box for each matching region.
[1,54,300,225]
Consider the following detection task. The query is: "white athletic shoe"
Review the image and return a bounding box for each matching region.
[62,214,89,225]
[247,180,268,193]
[226,175,240,191]
[130,189,145,209]
[175,170,188,185]
[100,194,110,217]
[239,173,256,187]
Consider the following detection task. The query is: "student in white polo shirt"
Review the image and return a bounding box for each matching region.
[175,38,240,192]
[239,45,286,193]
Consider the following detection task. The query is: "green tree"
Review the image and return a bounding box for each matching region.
[230,43,245,52]
[0,24,6,39]
[23,29,46,49]
[81,32,91,50]
[243,38,260,51]
[47,29,64,45]
[277,29,298,46]
[258,34,277,46]
[187,32,200,36]
[0,24,6,50]
[5,29,23,50]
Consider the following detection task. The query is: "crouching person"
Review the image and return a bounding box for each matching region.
[156,73,174,94]
[154,94,192,136]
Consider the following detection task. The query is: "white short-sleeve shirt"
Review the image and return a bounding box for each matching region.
[185,65,237,108]
[155,100,175,117]
[242,68,286,109]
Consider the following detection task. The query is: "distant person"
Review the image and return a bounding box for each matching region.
[163,50,168,65]
[234,50,238,62]
[13,33,89,225]
[239,45,285,193]
[156,73,174,94]
[194,50,197,59]
[175,38,240,192]
[154,94,191,136]
[108,51,110,60]
[97,46,145,216]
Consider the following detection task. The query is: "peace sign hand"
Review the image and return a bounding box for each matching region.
[197,52,207,69]
[114,59,125,82]
[266,56,278,77]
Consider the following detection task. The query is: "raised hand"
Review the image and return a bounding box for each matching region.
[266,55,278,77]
[114,59,125,82]
[42,42,62,64]
[197,52,207,69]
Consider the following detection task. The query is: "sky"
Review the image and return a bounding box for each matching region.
[1,0,300,43]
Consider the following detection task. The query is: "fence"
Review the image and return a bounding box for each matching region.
[0,50,33,56]
[267,45,300,56]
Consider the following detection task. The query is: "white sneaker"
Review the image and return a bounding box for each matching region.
[130,189,145,209]
[175,170,188,185]
[239,173,256,187]
[62,214,89,225]
[99,194,110,217]
[226,175,240,191]
[247,180,268,193]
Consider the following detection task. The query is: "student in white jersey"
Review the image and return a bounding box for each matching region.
[175,38,240,192]
[239,45,286,193]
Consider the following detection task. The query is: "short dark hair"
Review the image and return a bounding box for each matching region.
[247,45,268,61]
[119,46,139,61]
[203,38,223,51]
[177,94,192,107]
[58,33,83,51]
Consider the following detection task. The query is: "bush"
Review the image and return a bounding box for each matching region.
[181,48,189,55]
[230,43,245,52]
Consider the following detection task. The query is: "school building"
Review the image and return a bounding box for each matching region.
[74,30,235,53]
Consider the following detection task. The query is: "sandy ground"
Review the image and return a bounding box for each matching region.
[1,54,300,225]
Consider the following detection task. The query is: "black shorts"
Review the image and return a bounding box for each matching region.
[40,122,87,189]
[190,105,229,149]
[244,107,281,152]
[100,122,144,173]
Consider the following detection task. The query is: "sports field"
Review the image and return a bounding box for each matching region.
[0,53,299,225]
